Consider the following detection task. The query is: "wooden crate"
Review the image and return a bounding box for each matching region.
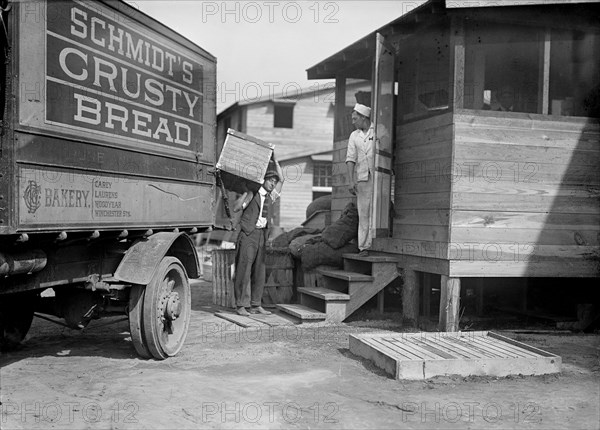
[212,249,236,308]
[212,247,294,308]
[216,129,273,185]
[349,331,562,380]
[262,247,295,306]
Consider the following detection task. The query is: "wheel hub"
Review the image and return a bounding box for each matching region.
[163,292,181,321]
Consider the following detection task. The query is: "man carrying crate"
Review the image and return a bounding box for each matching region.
[232,156,284,316]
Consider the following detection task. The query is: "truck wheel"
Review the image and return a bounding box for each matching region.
[128,285,151,359]
[142,257,191,359]
[0,293,36,352]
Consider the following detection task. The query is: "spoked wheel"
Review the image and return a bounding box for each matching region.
[0,293,36,352]
[128,257,191,360]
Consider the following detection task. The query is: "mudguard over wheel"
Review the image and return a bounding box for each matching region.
[128,257,191,359]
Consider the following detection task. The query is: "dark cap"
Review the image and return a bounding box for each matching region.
[264,169,280,181]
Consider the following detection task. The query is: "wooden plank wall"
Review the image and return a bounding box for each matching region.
[244,99,333,152]
[279,157,314,229]
[386,113,454,272]
[450,111,600,277]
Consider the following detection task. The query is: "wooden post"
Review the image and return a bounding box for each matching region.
[476,278,484,317]
[538,28,551,115]
[472,46,486,109]
[449,17,466,110]
[439,275,460,332]
[520,279,529,312]
[421,272,433,318]
[334,75,346,142]
[412,48,421,113]
[377,290,385,314]
[402,269,419,327]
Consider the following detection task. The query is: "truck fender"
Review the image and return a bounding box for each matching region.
[114,232,199,285]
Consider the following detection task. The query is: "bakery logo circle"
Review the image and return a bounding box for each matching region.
[24,180,42,214]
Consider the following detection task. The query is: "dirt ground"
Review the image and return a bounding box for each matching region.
[1,280,599,430]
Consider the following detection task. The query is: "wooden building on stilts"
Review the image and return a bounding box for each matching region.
[295,0,599,330]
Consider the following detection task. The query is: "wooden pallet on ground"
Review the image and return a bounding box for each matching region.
[349,330,561,380]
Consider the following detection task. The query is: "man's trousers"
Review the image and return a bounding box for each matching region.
[234,228,267,308]
[356,178,373,251]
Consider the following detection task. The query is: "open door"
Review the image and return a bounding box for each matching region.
[371,33,395,239]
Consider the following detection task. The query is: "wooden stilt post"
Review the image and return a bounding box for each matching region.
[402,269,419,327]
[520,280,529,312]
[421,272,432,318]
[476,278,484,317]
[439,276,460,332]
[377,290,385,314]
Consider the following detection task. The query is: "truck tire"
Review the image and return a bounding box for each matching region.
[0,293,35,352]
[128,285,152,359]
[141,257,191,359]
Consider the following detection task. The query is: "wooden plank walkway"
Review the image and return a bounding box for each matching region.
[349,331,561,380]
[215,311,297,328]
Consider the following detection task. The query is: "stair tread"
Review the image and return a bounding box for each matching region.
[298,287,350,301]
[343,253,398,263]
[316,268,374,282]
[276,304,326,320]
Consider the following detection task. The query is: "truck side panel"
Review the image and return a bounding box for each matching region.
[18,166,214,229]
[7,0,217,233]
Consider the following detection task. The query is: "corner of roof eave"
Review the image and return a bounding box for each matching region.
[306,0,441,80]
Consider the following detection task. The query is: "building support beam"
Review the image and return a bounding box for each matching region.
[439,275,460,332]
[538,28,551,115]
[334,75,346,142]
[402,269,419,327]
[449,16,466,110]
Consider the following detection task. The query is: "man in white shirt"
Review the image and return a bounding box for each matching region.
[345,103,374,256]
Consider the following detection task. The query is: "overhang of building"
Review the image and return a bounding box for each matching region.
[306,0,439,80]
[306,0,600,80]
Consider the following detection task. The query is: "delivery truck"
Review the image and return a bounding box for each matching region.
[0,0,217,359]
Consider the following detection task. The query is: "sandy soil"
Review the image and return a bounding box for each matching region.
[1,280,599,429]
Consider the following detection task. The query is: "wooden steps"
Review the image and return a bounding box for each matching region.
[276,304,326,321]
[297,287,350,301]
[278,252,400,323]
[316,268,373,282]
[342,253,398,263]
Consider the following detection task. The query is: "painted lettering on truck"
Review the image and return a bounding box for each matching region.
[44,1,204,151]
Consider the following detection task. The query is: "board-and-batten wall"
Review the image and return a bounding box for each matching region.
[244,101,333,149]
[279,157,314,229]
[450,111,599,277]
[336,110,599,278]
[370,113,454,274]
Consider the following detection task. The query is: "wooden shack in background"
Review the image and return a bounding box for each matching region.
[306,0,600,330]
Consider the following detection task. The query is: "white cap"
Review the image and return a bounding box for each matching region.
[353,103,371,118]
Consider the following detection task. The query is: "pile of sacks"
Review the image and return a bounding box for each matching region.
[272,202,359,270]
